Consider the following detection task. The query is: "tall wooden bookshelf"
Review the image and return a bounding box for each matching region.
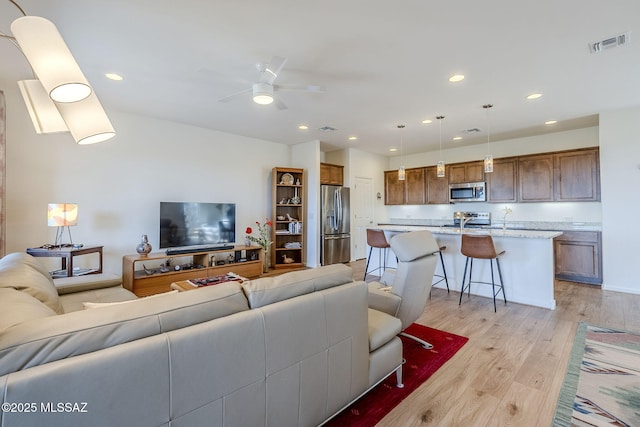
[271,167,305,269]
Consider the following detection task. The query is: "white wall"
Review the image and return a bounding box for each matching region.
[599,107,640,293]
[2,83,291,275]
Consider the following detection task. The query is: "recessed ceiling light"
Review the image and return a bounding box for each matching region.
[389,147,398,152]
[545,120,558,125]
[348,136,358,141]
[298,124,309,130]
[105,73,123,81]
[526,93,543,100]
[452,136,463,141]
[422,119,433,124]
[449,74,465,83]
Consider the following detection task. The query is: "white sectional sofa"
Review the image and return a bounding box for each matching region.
[0,252,402,427]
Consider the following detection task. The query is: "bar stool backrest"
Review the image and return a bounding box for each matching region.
[461,234,498,259]
[367,229,390,249]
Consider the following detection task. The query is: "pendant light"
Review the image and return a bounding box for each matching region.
[483,104,494,173]
[436,115,445,177]
[397,124,406,181]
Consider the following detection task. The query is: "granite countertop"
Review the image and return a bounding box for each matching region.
[374,224,562,239]
[380,218,602,232]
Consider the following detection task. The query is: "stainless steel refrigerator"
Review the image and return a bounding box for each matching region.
[321,185,351,265]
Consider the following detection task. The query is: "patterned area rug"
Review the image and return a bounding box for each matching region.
[553,322,640,426]
[325,323,468,426]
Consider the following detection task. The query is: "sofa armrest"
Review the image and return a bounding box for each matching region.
[367,282,401,317]
[53,273,123,295]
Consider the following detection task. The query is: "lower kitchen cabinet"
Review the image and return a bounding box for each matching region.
[554,231,602,285]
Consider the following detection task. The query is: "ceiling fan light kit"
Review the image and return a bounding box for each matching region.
[252,82,274,105]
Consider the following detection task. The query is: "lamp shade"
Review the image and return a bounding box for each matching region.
[11,16,91,103]
[54,92,116,144]
[48,203,78,226]
[17,80,68,134]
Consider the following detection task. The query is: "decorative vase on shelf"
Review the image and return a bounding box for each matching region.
[245,237,251,247]
[136,235,152,257]
[263,250,270,273]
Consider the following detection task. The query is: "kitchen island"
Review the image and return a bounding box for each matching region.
[368,225,562,309]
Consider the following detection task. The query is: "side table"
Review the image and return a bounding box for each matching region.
[26,246,103,277]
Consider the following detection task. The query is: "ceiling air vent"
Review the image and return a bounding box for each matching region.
[318,126,336,132]
[462,128,481,134]
[589,31,631,54]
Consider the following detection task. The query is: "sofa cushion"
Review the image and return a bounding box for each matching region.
[0,253,63,314]
[241,264,354,308]
[0,281,250,377]
[0,289,57,332]
[59,286,138,313]
[54,273,123,295]
[82,290,177,309]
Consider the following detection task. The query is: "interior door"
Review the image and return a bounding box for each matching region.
[353,176,373,260]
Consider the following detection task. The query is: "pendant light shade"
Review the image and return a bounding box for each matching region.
[436,115,445,178]
[483,104,494,173]
[11,16,92,103]
[397,124,406,180]
[17,80,68,134]
[54,92,116,144]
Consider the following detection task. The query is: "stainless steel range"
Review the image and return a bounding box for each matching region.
[453,211,491,228]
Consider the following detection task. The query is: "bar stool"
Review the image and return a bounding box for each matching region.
[459,234,506,312]
[432,244,449,293]
[364,229,391,280]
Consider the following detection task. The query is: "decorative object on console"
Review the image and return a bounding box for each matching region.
[244,227,252,247]
[47,203,78,247]
[246,219,273,272]
[3,2,115,144]
[136,234,152,256]
[282,254,295,264]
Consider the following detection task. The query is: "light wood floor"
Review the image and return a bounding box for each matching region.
[348,259,640,427]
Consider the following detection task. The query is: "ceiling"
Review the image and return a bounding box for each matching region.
[1,0,639,156]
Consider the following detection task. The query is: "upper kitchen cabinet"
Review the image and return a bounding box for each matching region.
[320,162,344,186]
[426,166,449,204]
[518,154,555,202]
[487,157,518,203]
[384,170,405,205]
[448,161,484,184]
[554,148,600,202]
[384,168,427,205]
[405,167,427,205]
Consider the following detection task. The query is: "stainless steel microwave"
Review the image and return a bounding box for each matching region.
[449,182,486,202]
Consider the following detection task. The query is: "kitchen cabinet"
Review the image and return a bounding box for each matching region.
[448,161,484,184]
[320,162,344,186]
[554,149,600,201]
[518,154,554,202]
[487,157,518,203]
[554,231,602,284]
[426,166,449,204]
[384,168,427,205]
[384,170,405,205]
[405,167,426,204]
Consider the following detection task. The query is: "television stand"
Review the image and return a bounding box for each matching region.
[123,245,263,297]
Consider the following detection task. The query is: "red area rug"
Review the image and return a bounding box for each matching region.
[326,323,468,426]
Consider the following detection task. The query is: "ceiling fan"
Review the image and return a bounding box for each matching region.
[217,56,324,110]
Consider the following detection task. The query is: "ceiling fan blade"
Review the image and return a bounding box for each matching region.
[274,97,288,110]
[261,56,287,84]
[217,88,251,103]
[275,84,325,93]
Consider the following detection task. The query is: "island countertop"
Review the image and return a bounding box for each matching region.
[373,224,563,239]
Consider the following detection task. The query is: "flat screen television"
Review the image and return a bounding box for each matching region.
[159,202,236,249]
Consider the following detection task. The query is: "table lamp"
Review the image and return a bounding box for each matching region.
[48,203,78,247]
